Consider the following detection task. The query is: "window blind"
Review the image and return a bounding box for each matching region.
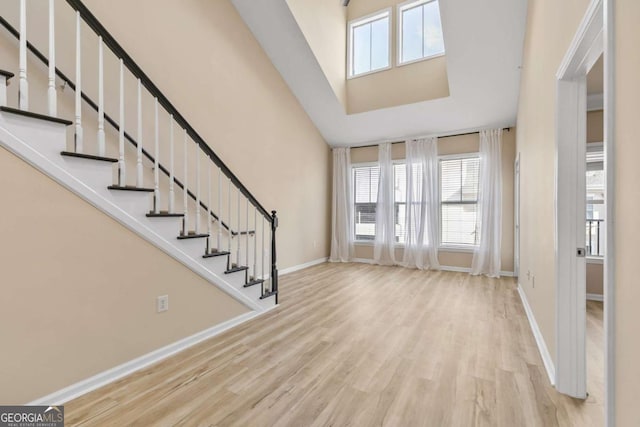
[440,157,480,245]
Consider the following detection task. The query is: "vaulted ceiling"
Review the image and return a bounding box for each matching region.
[231,0,528,147]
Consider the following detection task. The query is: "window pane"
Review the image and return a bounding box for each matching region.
[423,0,445,57]
[441,204,478,245]
[394,164,407,243]
[353,23,371,75]
[402,6,423,63]
[354,166,379,240]
[461,158,479,201]
[370,17,390,71]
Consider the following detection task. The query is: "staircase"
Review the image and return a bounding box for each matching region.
[0,0,278,311]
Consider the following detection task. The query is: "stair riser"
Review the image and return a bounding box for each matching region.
[0,113,67,155]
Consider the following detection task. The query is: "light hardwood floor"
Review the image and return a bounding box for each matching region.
[66,263,604,426]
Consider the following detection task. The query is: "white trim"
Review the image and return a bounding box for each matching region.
[347,7,392,79]
[0,119,263,313]
[352,257,375,264]
[518,284,556,385]
[603,0,615,424]
[587,293,604,302]
[438,245,476,253]
[586,256,604,265]
[280,257,328,276]
[27,308,275,405]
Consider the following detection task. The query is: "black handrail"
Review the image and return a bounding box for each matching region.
[64,0,272,224]
[0,1,279,294]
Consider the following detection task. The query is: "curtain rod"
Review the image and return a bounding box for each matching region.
[351,127,511,150]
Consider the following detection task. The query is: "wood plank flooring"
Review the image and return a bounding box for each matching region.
[65,263,604,426]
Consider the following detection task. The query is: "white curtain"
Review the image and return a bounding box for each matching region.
[329,147,354,262]
[471,129,503,277]
[402,138,440,270]
[373,143,396,265]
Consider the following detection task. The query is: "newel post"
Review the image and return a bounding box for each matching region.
[270,210,279,304]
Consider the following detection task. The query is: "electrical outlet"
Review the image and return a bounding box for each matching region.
[157,295,169,313]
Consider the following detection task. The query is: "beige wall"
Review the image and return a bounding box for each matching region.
[346,0,450,114]
[614,0,640,423]
[0,146,249,404]
[350,130,515,272]
[586,262,603,296]
[587,110,603,142]
[286,0,348,110]
[515,0,591,371]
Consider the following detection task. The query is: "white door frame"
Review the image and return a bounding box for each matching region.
[555,0,615,425]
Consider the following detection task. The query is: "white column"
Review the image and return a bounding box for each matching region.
[97,36,105,156]
[18,0,28,110]
[47,0,56,116]
[195,146,201,234]
[136,79,143,186]
[169,116,175,212]
[74,11,83,152]
[153,98,160,214]
[217,167,222,251]
[118,59,125,186]
[183,130,189,232]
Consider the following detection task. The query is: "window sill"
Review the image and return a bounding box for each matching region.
[347,64,392,80]
[439,245,477,253]
[397,52,445,68]
[586,256,604,265]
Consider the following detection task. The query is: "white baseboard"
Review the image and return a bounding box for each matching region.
[587,293,604,302]
[351,259,514,277]
[280,257,328,275]
[517,284,556,385]
[27,308,275,405]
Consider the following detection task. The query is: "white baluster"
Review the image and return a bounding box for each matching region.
[47,0,56,116]
[97,36,105,156]
[196,146,201,234]
[153,97,159,214]
[136,79,143,186]
[217,167,222,251]
[18,0,28,110]
[237,188,241,265]
[169,116,175,212]
[262,215,265,282]
[118,59,125,186]
[74,11,83,152]
[268,221,273,292]
[183,130,189,232]
[207,161,212,253]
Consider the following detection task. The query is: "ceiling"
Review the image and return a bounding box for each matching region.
[231,0,528,147]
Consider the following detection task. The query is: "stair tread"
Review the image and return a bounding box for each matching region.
[146,211,184,218]
[0,69,14,79]
[225,265,249,274]
[260,290,278,299]
[244,278,264,288]
[1,106,72,126]
[61,151,118,163]
[108,185,154,192]
[177,232,209,240]
[202,250,230,258]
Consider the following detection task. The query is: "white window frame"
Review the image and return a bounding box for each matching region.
[396,0,446,67]
[347,8,393,79]
[437,153,480,253]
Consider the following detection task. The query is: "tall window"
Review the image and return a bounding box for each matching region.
[353,164,406,242]
[348,9,391,78]
[440,156,480,246]
[398,0,445,65]
[586,144,604,256]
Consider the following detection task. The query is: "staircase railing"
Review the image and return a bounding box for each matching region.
[0,0,278,301]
